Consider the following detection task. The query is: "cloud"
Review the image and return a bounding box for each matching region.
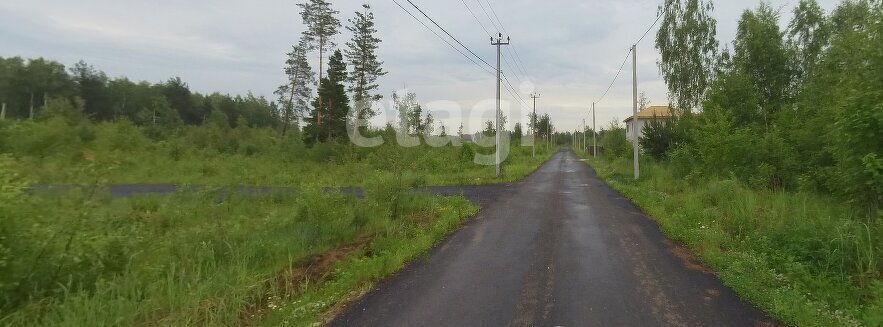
[0,0,844,132]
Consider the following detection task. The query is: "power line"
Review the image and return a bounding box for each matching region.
[501,53,523,84]
[594,48,632,105]
[635,12,662,45]
[483,0,507,35]
[460,0,493,38]
[462,1,532,93]
[482,0,531,77]
[473,0,502,33]
[405,0,495,70]
[392,0,494,76]
[593,11,663,105]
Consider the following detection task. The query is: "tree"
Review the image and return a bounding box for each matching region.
[788,0,829,83]
[298,0,341,128]
[393,91,419,134]
[69,60,112,120]
[733,3,794,130]
[601,120,631,158]
[304,50,349,143]
[638,91,651,111]
[406,99,424,135]
[345,4,386,137]
[639,117,685,161]
[512,122,523,142]
[163,77,200,125]
[423,111,435,135]
[276,38,314,136]
[656,0,719,112]
[483,120,495,136]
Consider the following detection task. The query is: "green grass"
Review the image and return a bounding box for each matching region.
[0,164,478,326]
[0,119,553,325]
[0,119,554,187]
[578,150,882,327]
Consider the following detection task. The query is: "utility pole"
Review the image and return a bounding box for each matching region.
[631,44,640,180]
[492,33,509,178]
[1,102,6,120]
[531,93,540,158]
[582,118,586,153]
[592,102,597,158]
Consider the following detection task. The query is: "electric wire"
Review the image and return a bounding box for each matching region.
[461,0,493,38]
[392,0,494,77]
[593,48,632,105]
[405,0,495,70]
[593,11,662,105]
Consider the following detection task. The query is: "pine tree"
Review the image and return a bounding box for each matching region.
[346,4,386,137]
[275,38,314,136]
[298,0,340,130]
[305,50,349,142]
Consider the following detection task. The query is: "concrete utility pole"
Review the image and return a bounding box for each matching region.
[530,93,540,158]
[582,118,586,153]
[631,44,640,180]
[1,102,6,120]
[492,33,509,178]
[592,102,597,157]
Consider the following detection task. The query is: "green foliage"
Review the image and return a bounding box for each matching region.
[585,156,882,327]
[0,181,475,325]
[733,3,795,129]
[832,89,883,209]
[639,117,686,161]
[788,0,830,81]
[660,0,881,207]
[345,4,386,124]
[600,120,631,158]
[656,0,719,112]
[304,50,350,143]
[0,56,280,128]
[276,38,314,136]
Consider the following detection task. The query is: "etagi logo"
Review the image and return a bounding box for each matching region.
[347,83,537,166]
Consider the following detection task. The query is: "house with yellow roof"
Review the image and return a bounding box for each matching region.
[624,105,676,142]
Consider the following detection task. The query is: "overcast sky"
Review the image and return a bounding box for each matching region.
[0,0,842,133]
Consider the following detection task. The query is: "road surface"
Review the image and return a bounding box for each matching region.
[331,149,775,327]
[28,184,512,206]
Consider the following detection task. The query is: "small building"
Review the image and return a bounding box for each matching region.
[624,105,675,141]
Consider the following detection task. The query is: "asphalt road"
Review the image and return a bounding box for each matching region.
[330,149,776,327]
[27,184,513,206]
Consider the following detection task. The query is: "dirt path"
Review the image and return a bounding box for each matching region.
[330,149,776,327]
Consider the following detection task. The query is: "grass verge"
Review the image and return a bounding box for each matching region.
[579,152,882,327]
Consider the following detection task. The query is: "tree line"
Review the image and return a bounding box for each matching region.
[0,58,280,129]
[640,0,881,210]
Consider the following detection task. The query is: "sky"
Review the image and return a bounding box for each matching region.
[0,0,842,134]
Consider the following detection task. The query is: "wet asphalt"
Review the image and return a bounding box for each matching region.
[329,149,776,327]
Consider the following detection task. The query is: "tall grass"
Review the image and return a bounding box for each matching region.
[583,154,882,327]
[0,160,477,326]
[0,119,554,187]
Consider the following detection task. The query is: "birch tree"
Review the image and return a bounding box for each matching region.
[656,0,719,112]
